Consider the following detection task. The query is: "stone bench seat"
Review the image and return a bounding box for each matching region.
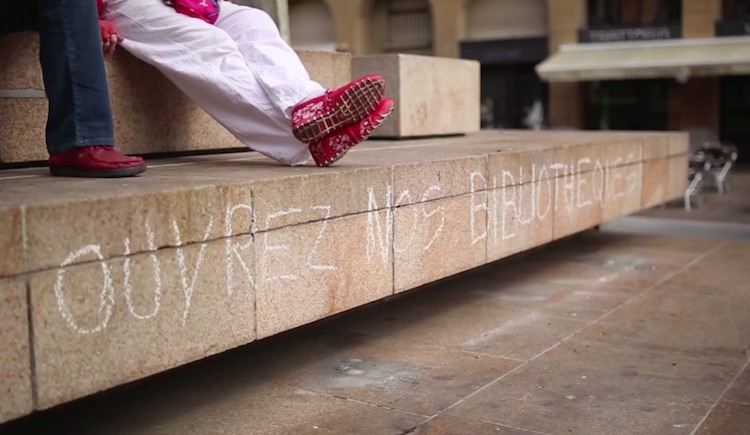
[0,32,352,163]
[0,129,688,423]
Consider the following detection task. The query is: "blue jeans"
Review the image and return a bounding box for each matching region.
[0,0,114,155]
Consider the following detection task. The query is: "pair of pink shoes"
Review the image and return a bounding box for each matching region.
[292,75,394,166]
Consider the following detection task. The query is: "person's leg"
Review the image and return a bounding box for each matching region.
[36,0,115,155]
[214,3,323,117]
[216,3,386,144]
[104,0,314,165]
[0,0,145,177]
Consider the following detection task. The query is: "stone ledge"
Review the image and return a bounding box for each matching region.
[0,130,688,420]
[0,33,351,163]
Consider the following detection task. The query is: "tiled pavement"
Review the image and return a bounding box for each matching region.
[0,230,747,435]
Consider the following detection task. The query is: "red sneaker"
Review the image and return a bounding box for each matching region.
[309,98,395,167]
[292,74,386,144]
[48,146,147,178]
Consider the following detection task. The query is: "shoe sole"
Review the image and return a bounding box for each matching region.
[315,102,395,167]
[294,76,385,144]
[50,164,147,178]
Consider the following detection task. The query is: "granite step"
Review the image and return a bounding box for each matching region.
[0,130,688,423]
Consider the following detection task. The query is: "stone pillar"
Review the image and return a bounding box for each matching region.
[234,0,290,41]
[428,0,468,58]
[546,0,586,129]
[682,0,721,38]
[324,0,373,55]
[668,78,720,132]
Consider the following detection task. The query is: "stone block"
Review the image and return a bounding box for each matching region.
[0,278,33,424]
[105,52,243,156]
[488,179,555,262]
[553,143,607,174]
[0,32,42,90]
[488,148,556,187]
[604,163,643,221]
[394,195,487,292]
[393,156,487,206]
[668,132,690,156]
[605,139,643,166]
[642,134,672,161]
[0,207,24,278]
[24,178,252,274]
[554,171,605,238]
[352,54,480,138]
[667,155,689,201]
[0,129,693,419]
[297,50,351,89]
[30,237,256,409]
[255,212,393,338]
[251,166,391,232]
[642,158,670,209]
[0,99,48,163]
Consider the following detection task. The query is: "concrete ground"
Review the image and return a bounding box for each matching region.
[1,172,748,435]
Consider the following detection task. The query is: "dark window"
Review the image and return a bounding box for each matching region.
[588,0,681,27]
[585,80,669,131]
[723,0,750,21]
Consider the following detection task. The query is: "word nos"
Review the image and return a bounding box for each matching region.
[53,155,640,335]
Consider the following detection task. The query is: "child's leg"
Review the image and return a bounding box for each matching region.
[104,0,312,165]
[215,3,385,145]
[215,2,326,118]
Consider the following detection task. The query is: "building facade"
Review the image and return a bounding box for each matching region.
[288,0,750,161]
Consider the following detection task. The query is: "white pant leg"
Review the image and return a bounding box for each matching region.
[103,0,313,165]
[216,2,326,118]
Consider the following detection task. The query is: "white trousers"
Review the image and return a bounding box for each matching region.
[103,0,326,165]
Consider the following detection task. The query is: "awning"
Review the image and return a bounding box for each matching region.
[536,36,750,82]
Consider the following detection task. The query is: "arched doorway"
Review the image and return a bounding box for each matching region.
[289,0,337,51]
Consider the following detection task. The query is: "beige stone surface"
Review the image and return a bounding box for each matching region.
[667,155,689,201]
[352,54,480,137]
[488,147,555,187]
[255,212,393,338]
[642,158,670,209]
[0,32,42,90]
[605,138,643,166]
[553,142,607,174]
[25,181,252,274]
[297,50,351,89]
[0,129,693,419]
[0,98,48,163]
[30,237,256,409]
[554,171,605,238]
[0,278,33,424]
[603,163,643,221]
[668,132,690,156]
[393,156,487,206]
[488,180,555,262]
[0,207,24,278]
[394,195,487,292]
[642,134,672,161]
[251,167,392,232]
[105,52,244,156]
